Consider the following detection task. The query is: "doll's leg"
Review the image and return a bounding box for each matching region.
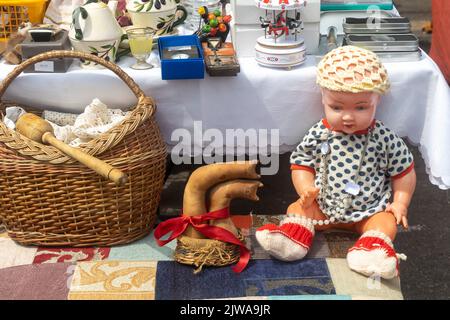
[355,211,397,240]
[347,212,404,279]
[255,190,329,261]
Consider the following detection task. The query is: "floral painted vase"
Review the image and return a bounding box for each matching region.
[69,0,127,68]
[126,0,188,36]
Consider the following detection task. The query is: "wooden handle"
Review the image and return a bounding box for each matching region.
[42,132,128,186]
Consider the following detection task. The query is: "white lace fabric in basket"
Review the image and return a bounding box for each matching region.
[4,99,130,147]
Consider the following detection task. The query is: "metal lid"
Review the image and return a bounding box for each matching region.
[321,1,393,11]
[343,17,411,34]
[376,50,422,63]
[345,34,419,52]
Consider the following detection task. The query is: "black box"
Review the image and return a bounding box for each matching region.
[21,30,73,73]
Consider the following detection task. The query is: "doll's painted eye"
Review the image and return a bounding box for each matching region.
[356,106,367,111]
[330,105,342,111]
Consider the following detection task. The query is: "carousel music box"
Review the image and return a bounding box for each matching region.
[254,0,307,69]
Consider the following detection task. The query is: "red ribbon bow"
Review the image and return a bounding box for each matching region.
[153,207,250,273]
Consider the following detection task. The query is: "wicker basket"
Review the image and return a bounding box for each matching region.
[0,50,167,247]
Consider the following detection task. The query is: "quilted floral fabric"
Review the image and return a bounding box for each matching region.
[0,215,403,300]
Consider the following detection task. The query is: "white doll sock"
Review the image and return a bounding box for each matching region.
[255,215,315,262]
[347,230,407,279]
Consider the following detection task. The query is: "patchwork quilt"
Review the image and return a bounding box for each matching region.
[0,215,403,300]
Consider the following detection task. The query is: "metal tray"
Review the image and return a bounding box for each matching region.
[376,50,422,63]
[345,34,419,52]
[321,1,393,11]
[343,17,411,34]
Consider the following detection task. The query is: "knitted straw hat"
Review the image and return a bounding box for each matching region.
[316,45,390,94]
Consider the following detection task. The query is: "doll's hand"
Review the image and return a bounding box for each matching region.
[298,187,320,208]
[289,187,322,218]
[386,202,409,229]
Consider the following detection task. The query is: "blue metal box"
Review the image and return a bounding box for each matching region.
[158,35,205,80]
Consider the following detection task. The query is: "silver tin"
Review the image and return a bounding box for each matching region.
[376,50,422,63]
[345,34,419,52]
[343,17,411,34]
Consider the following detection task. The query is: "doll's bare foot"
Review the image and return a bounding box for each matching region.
[298,187,320,208]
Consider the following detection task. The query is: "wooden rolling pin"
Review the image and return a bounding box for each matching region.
[16,113,128,186]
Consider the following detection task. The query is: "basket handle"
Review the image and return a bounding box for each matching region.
[0,50,148,102]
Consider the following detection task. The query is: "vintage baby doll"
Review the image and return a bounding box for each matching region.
[256,45,416,279]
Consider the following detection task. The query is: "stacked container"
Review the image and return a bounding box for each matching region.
[343,17,421,62]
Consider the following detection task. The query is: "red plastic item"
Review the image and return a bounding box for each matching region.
[430,0,450,84]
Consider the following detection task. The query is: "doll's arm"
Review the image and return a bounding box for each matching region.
[387,168,417,228]
[292,169,316,195]
[292,169,319,208]
[392,168,416,207]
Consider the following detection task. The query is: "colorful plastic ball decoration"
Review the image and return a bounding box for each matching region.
[213,9,221,17]
[202,24,211,33]
[223,15,232,24]
[208,13,216,21]
[218,23,227,33]
[209,19,218,28]
[198,6,206,16]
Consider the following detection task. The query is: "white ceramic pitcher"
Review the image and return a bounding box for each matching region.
[69,0,127,68]
[126,0,188,36]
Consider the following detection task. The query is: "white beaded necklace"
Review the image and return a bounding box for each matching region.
[311,126,373,226]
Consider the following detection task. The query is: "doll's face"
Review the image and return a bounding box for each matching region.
[321,88,380,134]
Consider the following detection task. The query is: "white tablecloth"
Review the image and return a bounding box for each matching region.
[1,51,450,189]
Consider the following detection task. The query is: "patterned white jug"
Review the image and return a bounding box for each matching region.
[126,0,188,36]
[69,0,126,68]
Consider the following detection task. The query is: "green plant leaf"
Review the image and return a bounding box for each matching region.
[89,46,99,53]
[101,44,112,49]
[133,2,143,11]
[72,8,82,39]
[145,0,153,12]
[75,29,83,40]
[80,7,88,19]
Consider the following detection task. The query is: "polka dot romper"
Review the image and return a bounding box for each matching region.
[290,119,414,223]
